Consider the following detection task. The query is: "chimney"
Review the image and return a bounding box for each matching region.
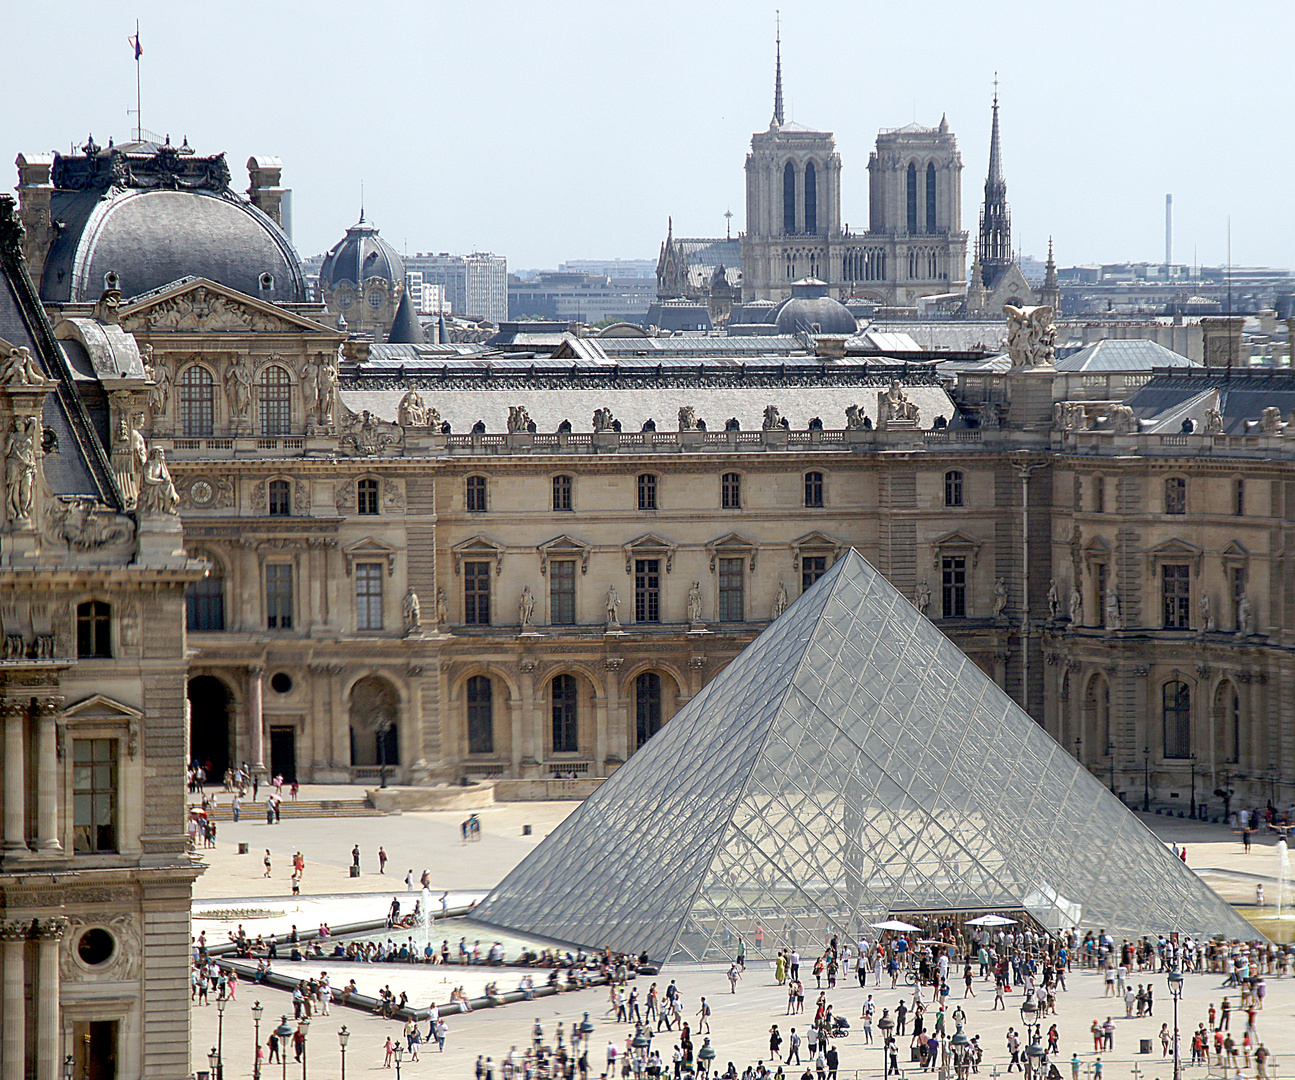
[14,152,56,285]
[1200,316,1244,368]
[246,155,285,227]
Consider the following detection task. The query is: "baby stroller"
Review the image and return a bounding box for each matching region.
[827,1015,851,1039]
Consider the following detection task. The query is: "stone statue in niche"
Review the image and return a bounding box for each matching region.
[435,586,449,628]
[687,581,704,625]
[402,588,421,635]
[1237,594,1255,636]
[1047,578,1060,621]
[1104,585,1121,631]
[605,585,621,629]
[4,416,38,523]
[992,577,1008,618]
[1200,592,1215,632]
[0,346,47,386]
[145,347,170,419]
[139,447,180,515]
[772,581,789,619]
[914,580,931,616]
[224,356,253,417]
[519,585,536,628]
[1068,584,1082,625]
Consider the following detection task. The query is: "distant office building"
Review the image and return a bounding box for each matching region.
[508,271,656,323]
[559,258,657,279]
[404,252,508,323]
[405,272,450,316]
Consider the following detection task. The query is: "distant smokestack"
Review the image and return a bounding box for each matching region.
[1165,194,1172,270]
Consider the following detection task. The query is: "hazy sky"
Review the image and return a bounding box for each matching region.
[11,1,1293,272]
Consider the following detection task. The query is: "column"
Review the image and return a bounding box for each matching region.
[2,923,25,1080]
[519,663,540,776]
[35,920,63,1080]
[248,667,265,774]
[603,660,626,766]
[2,701,26,853]
[35,699,62,853]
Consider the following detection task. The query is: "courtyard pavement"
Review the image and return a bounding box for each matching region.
[190,790,1295,1079]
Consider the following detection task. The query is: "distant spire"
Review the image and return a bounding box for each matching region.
[1044,237,1057,286]
[977,75,1012,290]
[359,179,365,223]
[987,75,1003,187]
[771,12,785,128]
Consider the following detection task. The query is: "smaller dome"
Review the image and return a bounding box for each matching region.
[773,278,857,336]
[319,214,405,291]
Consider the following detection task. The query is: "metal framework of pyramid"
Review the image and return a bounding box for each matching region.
[472,549,1257,962]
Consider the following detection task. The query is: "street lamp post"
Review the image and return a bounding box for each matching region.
[878,1011,895,1078]
[208,1048,219,1080]
[697,1037,715,1079]
[1168,968,1184,1080]
[632,1022,651,1080]
[580,1013,595,1040]
[62,1056,74,1080]
[1143,746,1151,812]
[951,1022,969,1080]
[338,1026,349,1080]
[251,1001,264,1080]
[298,1016,310,1080]
[1190,755,1197,819]
[1019,996,1038,1045]
[275,1016,293,1080]
[376,718,391,788]
[393,1044,405,1080]
[1026,1038,1045,1080]
[1106,738,1116,795]
[216,995,227,1080]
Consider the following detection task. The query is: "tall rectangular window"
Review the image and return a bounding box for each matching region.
[1162,563,1191,629]
[466,675,494,755]
[1096,563,1109,628]
[355,562,384,630]
[357,478,379,515]
[1165,477,1187,515]
[465,475,487,512]
[802,556,827,593]
[1234,478,1245,517]
[718,558,744,622]
[258,365,292,436]
[637,473,657,510]
[944,470,964,508]
[178,366,214,437]
[721,472,741,509]
[265,564,293,629]
[804,472,824,508]
[552,475,573,512]
[551,674,579,753]
[1094,476,1105,513]
[635,559,660,623]
[550,560,576,625]
[464,561,491,626]
[186,576,225,632]
[76,600,112,658]
[73,739,117,853]
[268,479,291,516]
[941,556,966,619]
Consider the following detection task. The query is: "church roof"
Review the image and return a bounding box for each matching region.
[319,215,404,291]
[469,549,1256,961]
[1055,338,1196,373]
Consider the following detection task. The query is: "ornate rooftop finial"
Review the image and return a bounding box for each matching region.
[771,12,785,129]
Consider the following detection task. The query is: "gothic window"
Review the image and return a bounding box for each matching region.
[76,600,112,658]
[802,556,827,594]
[804,472,824,508]
[783,161,796,235]
[1162,681,1192,759]
[551,674,578,753]
[638,473,658,510]
[804,161,817,235]
[73,738,117,853]
[721,472,741,510]
[258,364,292,436]
[550,560,576,625]
[265,564,293,630]
[268,479,291,516]
[906,162,918,235]
[186,568,225,632]
[357,478,379,516]
[552,474,573,512]
[635,559,661,623]
[1165,476,1187,515]
[466,675,494,755]
[944,470,964,508]
[464,561,491,625]
[1213,681,1240,765]
[719,558,744,622]
[178,365,215,437]
[941,556,966,619]
[926,161,937,233]
[1162,563,1191,629]
[355,562,384,631]
[466,475,487,512]
[636,672,662,750]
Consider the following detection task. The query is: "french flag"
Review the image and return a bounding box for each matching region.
[128,32,142,59]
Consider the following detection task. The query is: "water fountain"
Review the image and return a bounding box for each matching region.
[421,886,433,957]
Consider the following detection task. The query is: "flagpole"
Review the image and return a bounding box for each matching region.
[135,19,141,141]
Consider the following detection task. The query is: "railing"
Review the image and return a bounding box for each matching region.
[543,760,592,776]
[465,763,506,778]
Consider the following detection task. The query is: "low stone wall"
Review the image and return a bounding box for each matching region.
[365,782,495,812]
[492,778,605,801]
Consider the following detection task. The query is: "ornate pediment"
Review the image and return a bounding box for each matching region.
[1081,534,1111,572]
[706,532,758,573]
[63,695,143,759]
[1220,540,1250,566]
[1149,537,1204,576]
[451,535,505,576]
[793,530,844,571]
[343,537,400,577]
[538,535,591,575]
[623,533,677,574]
[120,279,338,336]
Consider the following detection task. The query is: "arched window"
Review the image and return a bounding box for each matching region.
[804,161,817,236]
[465,475,487,512]
[944,470,964,508]
[926,161,937,233]
[348,675,399,767]
[783,161,796,235]
[1083,673,1110,758]
[804,471,824,508]
[357,478,379,516]
[636,672,662,749]
[906,162,918,235]
[551,674,578,753]
[186,564,225,632]
[1163,681,1191,759]
[76,600,112,658]
[178,365,215,437]
[466,675,494,755]
[268,479,291,516]
[721,472,741,510]
[258,365,292,436]
[1164,476,1186,515]
[1213,681,1240,765]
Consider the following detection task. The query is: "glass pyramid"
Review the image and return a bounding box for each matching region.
[471,549,1258,962]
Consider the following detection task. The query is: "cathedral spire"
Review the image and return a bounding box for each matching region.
[977,75,1012,290]
[986,76,1003,188]
[771,13,784,128]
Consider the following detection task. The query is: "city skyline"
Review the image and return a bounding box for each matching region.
[8,0,1292,272]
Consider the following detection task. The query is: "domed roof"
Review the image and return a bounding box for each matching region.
[41,187,306,304]
[319,215,405,291]
[773,278,857,336]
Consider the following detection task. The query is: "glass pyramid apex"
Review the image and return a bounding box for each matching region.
[471,549,1258,963]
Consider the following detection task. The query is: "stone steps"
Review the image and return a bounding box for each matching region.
[198,798,384,822]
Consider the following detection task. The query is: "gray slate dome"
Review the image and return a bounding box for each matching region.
[773,278,857,336]
[40,144,305,304]
[319,215,405,291]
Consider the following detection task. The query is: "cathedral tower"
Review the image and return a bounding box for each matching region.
[976,83,1012,290]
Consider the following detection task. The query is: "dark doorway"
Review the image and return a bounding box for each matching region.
[188,676,231,782]
[73,1019,119,1080]
[269,726,297,782]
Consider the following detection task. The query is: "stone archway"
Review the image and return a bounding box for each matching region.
[188,675,232,781]
[349,675,400,769]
